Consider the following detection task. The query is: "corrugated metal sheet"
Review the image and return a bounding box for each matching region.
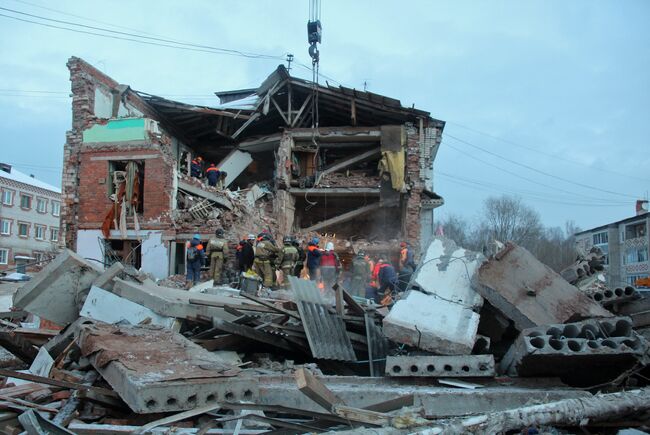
[289,277,357,361]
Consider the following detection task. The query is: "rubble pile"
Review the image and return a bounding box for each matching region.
[0,239,648,433]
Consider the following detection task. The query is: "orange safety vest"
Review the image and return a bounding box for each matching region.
[206,166,219,173]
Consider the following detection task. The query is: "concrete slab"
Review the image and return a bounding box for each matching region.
[500,316,649,377]
[474,243,612,331]
[80,286,175,328]
[414,237,484,309]
[256,374,591,418]
[77,322,246,413]
[385,355,495,378]
[91,262,125,291]
[382,290,480,355]
[12,250,103,325]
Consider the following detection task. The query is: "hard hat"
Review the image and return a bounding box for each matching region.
[215,228,225,237]
[247,233,256,240]
[193,234,201,240]
[400,242,407,248]
[283,236,293,244]
[325,242,334,251]
[312,237,320,244]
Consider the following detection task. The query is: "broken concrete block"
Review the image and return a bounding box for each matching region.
[385,355,495,378]
[500,316,648,377]
[474,243,612,331]
[414,237,484,309]
[91,261,125,291]
[382,290,479,355]
[217,149,253,188]
[80,286,175,328]
[77,322,246,413]
[28,347,53,377]
[13,250,103,326]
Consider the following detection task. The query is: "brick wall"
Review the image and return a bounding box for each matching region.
[63,57,172,248]
[404,124,422,253]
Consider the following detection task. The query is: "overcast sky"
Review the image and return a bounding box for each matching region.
[1,0,648,232]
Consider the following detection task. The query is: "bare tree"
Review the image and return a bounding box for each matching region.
[478,195,543,250]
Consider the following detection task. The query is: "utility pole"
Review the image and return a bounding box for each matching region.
[286,54,294,72]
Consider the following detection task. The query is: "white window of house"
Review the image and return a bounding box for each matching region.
[593,232,608,245]
[50,228,59,242]
[51,201,60,217]
[625,222,647,240]
[34,225,45,240]
[624,247,649,264]
[0,219,10,235]
[36,197,47,213]
[0,249,8,265]
[18,222,29,238]
[2,189,13,206]
[20,194,32,209]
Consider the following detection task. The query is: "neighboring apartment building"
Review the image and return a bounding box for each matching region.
[0,163,62,273]
[62,57,444,279]
[575,201,650,289]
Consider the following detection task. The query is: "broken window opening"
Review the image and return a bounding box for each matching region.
[108,160,144,213]
[102,238,142,270]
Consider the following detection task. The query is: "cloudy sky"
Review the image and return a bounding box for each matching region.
[1,0,648,231]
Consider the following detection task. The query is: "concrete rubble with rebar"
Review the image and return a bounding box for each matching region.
[0,237,648,433]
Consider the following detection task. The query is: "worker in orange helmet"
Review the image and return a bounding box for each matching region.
[205,163,220,187]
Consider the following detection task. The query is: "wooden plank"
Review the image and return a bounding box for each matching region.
[302,202,383,233]
[239,293,300,320]
[270,96,290,125]
[0,369,119,398]
[0,311,27,320]
[331,404,389,426]
[188,299,278,314]
[134,403,221,434]
[0,394,58,413]
[69,423,265,434]
[0,331,38,363]
[212,319,293,351]
[0,383,51,399]
[294,368,345,412]
[319,148,380,177]
[290,94,312,127]
[342,289,365,315]
[288,187,380,197]
[177,181,233,210]
[232,112,261,139]
[192,335,242,351]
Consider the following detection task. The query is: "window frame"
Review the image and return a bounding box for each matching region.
[19,193,32,210]
[0,248,8,265]
[51,201,60,217]
[2,189,14,206]
[35,197,47,214]
[34,224,46,240]
[17,222,29,238]
[593,231,608,245]
[50,227,59,242]
[0,219,11,236]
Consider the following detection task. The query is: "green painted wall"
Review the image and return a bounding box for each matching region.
[83,118,147,143]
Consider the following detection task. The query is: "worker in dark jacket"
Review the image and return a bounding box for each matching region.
[306,238,322,281]
[319,242,340,291]
[237,234,256,273]
[350,251,371,296]
[185,234,206,289]
[206,163,220,187]
[377,258,398,304]
[190,156,203,178]
[293,239,306,277]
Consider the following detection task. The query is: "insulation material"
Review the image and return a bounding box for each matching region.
[379,150,405,191]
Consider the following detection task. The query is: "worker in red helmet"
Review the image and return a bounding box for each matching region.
[206,163,220,187]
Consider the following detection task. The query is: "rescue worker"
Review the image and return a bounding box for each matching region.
[366,257,383,301]
[319,242,340,291]
[190,156,203,178]
[399,242,416,271]
[350,251,370,296]
[206,228,228,286]
[241,234,256,272]
[206,163,220,187]
[185,234,205,289]
[254,233,279,288]
[277,236,299,287]
[377,258,398,305]
[293,239,306,277]
[306,238,322,281]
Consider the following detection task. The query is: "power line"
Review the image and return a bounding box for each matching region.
[444,133,640,200]
[438,173,632,208]
[436,170,631,207]
[441,140,629,205]
[447,120,650,184]
[0,7,286,60]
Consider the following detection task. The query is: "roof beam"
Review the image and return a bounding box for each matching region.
[301,199,397,232]
[319,148,381,177]
[289,188,379,197]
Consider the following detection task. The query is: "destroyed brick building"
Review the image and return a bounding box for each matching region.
[61,57,444,278]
